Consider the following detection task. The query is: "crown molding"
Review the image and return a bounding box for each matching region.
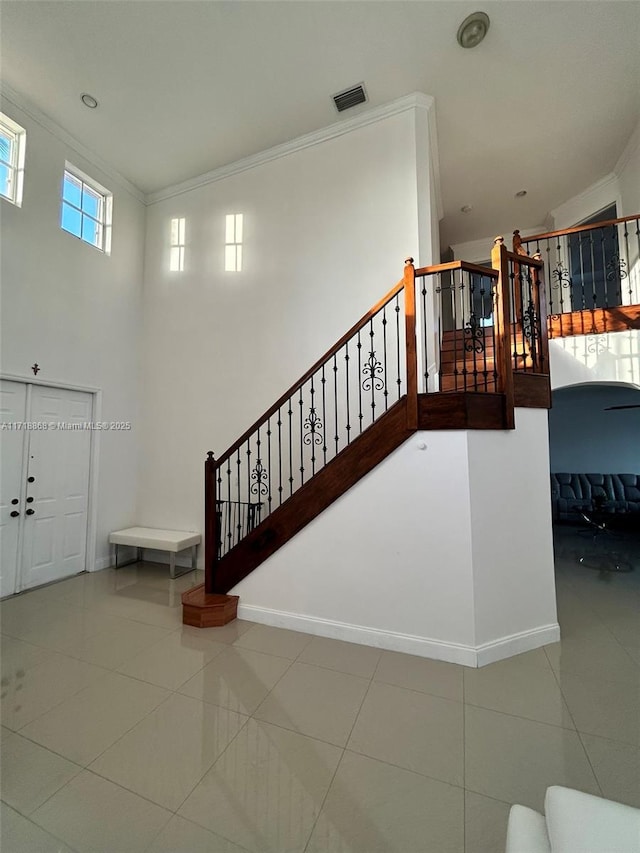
[0,83,146,204]
[550,172,620,230]
[614,120,640,177]
[147,92,440,206]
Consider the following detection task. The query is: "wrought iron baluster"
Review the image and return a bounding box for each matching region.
[226,462,232,555]
[357,329,363,434]
[277,406,283,506]
[382,304,389,409]
[288,398,294,497]
[437,276,443,391]
[345,341,351,443]
[451,272,459,390]
[395,294,401,399]
[321,364,327,466]
[298,387,304,485]
[266,418,272,514]
[576,232,585,310]
[622,222,631,304]
[333,354,339,455]
[246,440,251,536]
[480,276,489,390]
[421,277,428,390]
[588,231,597,310]
[236,450,241,547]
[599,228,608,308]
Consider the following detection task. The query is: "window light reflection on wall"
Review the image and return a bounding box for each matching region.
[170,217,185,272]
[225,213,243,272]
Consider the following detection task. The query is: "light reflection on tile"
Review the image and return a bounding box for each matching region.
[306,751,464,853]
[179,645,291,714]
[179,718,342,853]
[90,693,246,810]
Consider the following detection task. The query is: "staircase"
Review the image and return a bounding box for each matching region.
[182,214,640,625]
[182,236,553,625]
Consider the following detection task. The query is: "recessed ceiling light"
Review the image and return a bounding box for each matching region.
[457,12,490,49]
[461,205,473,214]
[81,93,98,109]
[515,190,527,197]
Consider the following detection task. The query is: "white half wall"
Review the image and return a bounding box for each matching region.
[231,414,558,667]
[549,330,640,390]
[0,92,145,570]
[467,408,557,662]
[139,98,439,550]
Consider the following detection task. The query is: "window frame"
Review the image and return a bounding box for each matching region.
[61,163,112,254]
[169,217,186,272]
[0,112,26,207]
[225,213,243,272]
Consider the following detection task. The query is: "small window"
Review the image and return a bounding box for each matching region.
[225,213,243,272]
[0,112,26,207]
[170,217,186,272]
[61,164,112,252]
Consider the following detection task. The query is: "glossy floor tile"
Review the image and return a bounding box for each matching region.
[253,661,369,746]
[90,693,246,810]
[179,718,342,853]
[30,770,172,853]
[306,751,464,853]
[348,680,464,786]
[0,538,638,853]
[20,670,169,765]
[178,645,292,715]
[0,732,81,816]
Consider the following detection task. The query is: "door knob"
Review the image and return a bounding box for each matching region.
[27,476,35,483]
[25,508,35,516]
[10,511,19,518]
[11,498,19,505]
[26,497,34,504]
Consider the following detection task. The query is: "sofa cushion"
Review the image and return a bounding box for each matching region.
[545,786,640,853]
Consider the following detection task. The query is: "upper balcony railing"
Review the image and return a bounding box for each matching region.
[514,215,640,332]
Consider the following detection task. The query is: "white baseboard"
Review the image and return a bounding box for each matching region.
[475,623,561,666]
[236,604,560,668]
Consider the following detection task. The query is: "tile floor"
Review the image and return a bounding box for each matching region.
[1,527,639,852]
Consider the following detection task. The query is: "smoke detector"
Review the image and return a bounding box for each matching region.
[332,83,368,113]
[457,12,490,48]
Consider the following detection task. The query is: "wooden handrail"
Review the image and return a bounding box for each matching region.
[216,277,406,466]
[516,214,640,245]
[415,259,498,278]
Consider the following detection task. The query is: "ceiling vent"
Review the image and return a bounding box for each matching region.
[332,83,368,113]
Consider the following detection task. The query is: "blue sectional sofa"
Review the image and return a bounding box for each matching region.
[550,473,640,522]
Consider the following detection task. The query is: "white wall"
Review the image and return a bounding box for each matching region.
[139,100,438,546]
[232,417,558,667]
[468,408,557,653]
[0,93,145,569]
[549,330,640,391]
[616,121,640,217]
[549,384,640,473]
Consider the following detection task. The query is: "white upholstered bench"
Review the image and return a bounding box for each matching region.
[109,527,201,579]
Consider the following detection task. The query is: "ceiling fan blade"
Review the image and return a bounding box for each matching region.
[604,404,640,411]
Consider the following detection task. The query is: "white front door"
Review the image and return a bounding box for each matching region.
[0,380,28,597]
[20,386,93,590]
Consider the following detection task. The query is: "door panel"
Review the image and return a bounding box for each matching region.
[0,380,27,597]
[21,386,92,590]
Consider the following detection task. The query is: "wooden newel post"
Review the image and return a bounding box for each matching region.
[204,450,218,595]
[404,257,418,430]
[491,237,515,430]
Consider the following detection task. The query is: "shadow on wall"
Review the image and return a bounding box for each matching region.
[549,330,640,390]
[549,382,640,474]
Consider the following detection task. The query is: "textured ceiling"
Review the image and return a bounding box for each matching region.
[1,1,639,245]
